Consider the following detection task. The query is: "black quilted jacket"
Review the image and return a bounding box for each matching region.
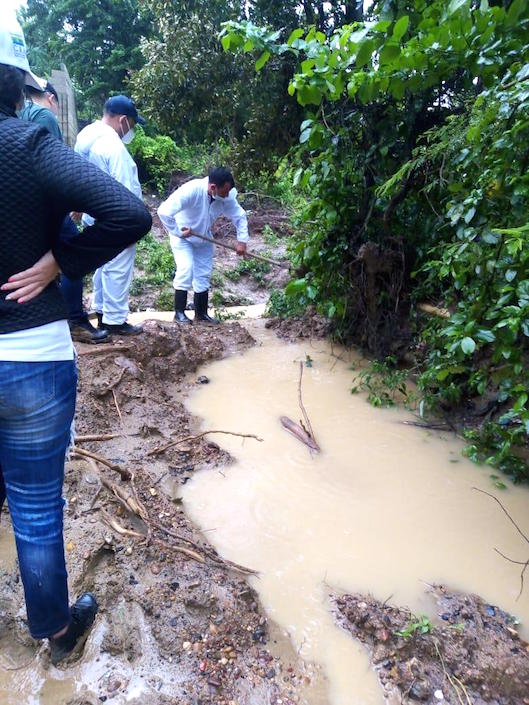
[0,104,152,334]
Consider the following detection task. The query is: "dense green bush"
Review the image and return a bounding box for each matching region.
[129,128,231,192]
[223,0,529,481]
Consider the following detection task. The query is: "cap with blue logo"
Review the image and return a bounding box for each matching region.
[104,95,146,126]
[0,14,47,91]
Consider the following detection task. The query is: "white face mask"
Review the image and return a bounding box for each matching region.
[120,117,135,144]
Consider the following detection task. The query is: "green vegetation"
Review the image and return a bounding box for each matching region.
[265,289,305,319]
[129,129,231,192]
[224,257,271,286]
[351,358,414,409]
[21,0,151,118]
[134,232,174,284]
[222,1,529,482]
[395,615,433,639]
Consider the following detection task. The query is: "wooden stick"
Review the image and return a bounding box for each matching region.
[78,345,131,357]
[75,433,121,442]
[112,388,123,424]
[148,430,264,457]
[189,229,289,269]
[71,446,131,481]
[297,361,320,451]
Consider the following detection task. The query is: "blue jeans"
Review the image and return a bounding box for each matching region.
[0,360,76,638]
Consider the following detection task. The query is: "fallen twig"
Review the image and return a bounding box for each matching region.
[112,388,123,424]
[150,518,257,575]
[78,345,132,356]
[148,430,264,457]
[401,420,450,430]
[75,433,121,442]
[473,487,529,599]
[71,446,131,481]
[298,361,319,450]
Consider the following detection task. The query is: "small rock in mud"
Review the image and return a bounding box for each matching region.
[197,375,210,384]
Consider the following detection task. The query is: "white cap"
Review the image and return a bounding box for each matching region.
[0,14,46,91]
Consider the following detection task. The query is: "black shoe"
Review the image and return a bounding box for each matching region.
[69,319,109,344]
[101,321,143,336]
[174,289,192,324]
[94,312,103,327]
[194,290,219,324]
[49,592,98,666]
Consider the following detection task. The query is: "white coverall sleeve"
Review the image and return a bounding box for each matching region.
[223,197,249,243]
[157,186,197,237]
[107,145,142,200]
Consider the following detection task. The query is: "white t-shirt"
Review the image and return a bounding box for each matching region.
[0,320,74,362]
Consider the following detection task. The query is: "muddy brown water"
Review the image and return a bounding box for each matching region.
[181,321,529,705]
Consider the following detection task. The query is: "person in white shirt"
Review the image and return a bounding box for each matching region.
[75,95,145,335]
[157,167,249,324]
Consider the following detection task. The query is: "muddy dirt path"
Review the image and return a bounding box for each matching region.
[0,321,317,705]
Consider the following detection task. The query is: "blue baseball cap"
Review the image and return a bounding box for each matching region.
[104,95,146,126]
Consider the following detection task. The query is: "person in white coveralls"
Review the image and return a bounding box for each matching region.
[75,95,146,335]
[157,167,249,324]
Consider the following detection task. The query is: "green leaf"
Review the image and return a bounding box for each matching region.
[379,41,401,65]
[505,269,517,282]
[393,16,409,42]
[446,0,470,17]
[221,35,231,52]
[299,127,312,144]
[461,337,476,355]
[506,0,524,27]
[287,28,304,46]
[285,278,307,296]
[356,40,375,68]
[464,207,476,224]
[513,393,528,412]
[476,329,495,343]
[255,51,270,71]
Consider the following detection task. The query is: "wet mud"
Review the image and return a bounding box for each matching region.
[333,586,529,705]
[0,321,314,705]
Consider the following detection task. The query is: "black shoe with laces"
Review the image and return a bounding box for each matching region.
[69,319,109,344]
[101,321,143,336]
[49,592,98,665]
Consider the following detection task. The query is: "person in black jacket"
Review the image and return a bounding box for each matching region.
[20,80,109,344]
[0,16,151,666]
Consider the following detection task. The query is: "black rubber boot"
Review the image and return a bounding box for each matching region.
[194,290,219,324]
[174,290,192,324]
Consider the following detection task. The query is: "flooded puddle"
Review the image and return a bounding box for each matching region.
[182,322,529,705]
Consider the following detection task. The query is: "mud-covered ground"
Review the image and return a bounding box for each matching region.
[333,586,529,705]
[0,321,317,705]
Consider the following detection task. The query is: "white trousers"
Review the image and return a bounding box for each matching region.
[92,244,136,325]
[170,236,214,293]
